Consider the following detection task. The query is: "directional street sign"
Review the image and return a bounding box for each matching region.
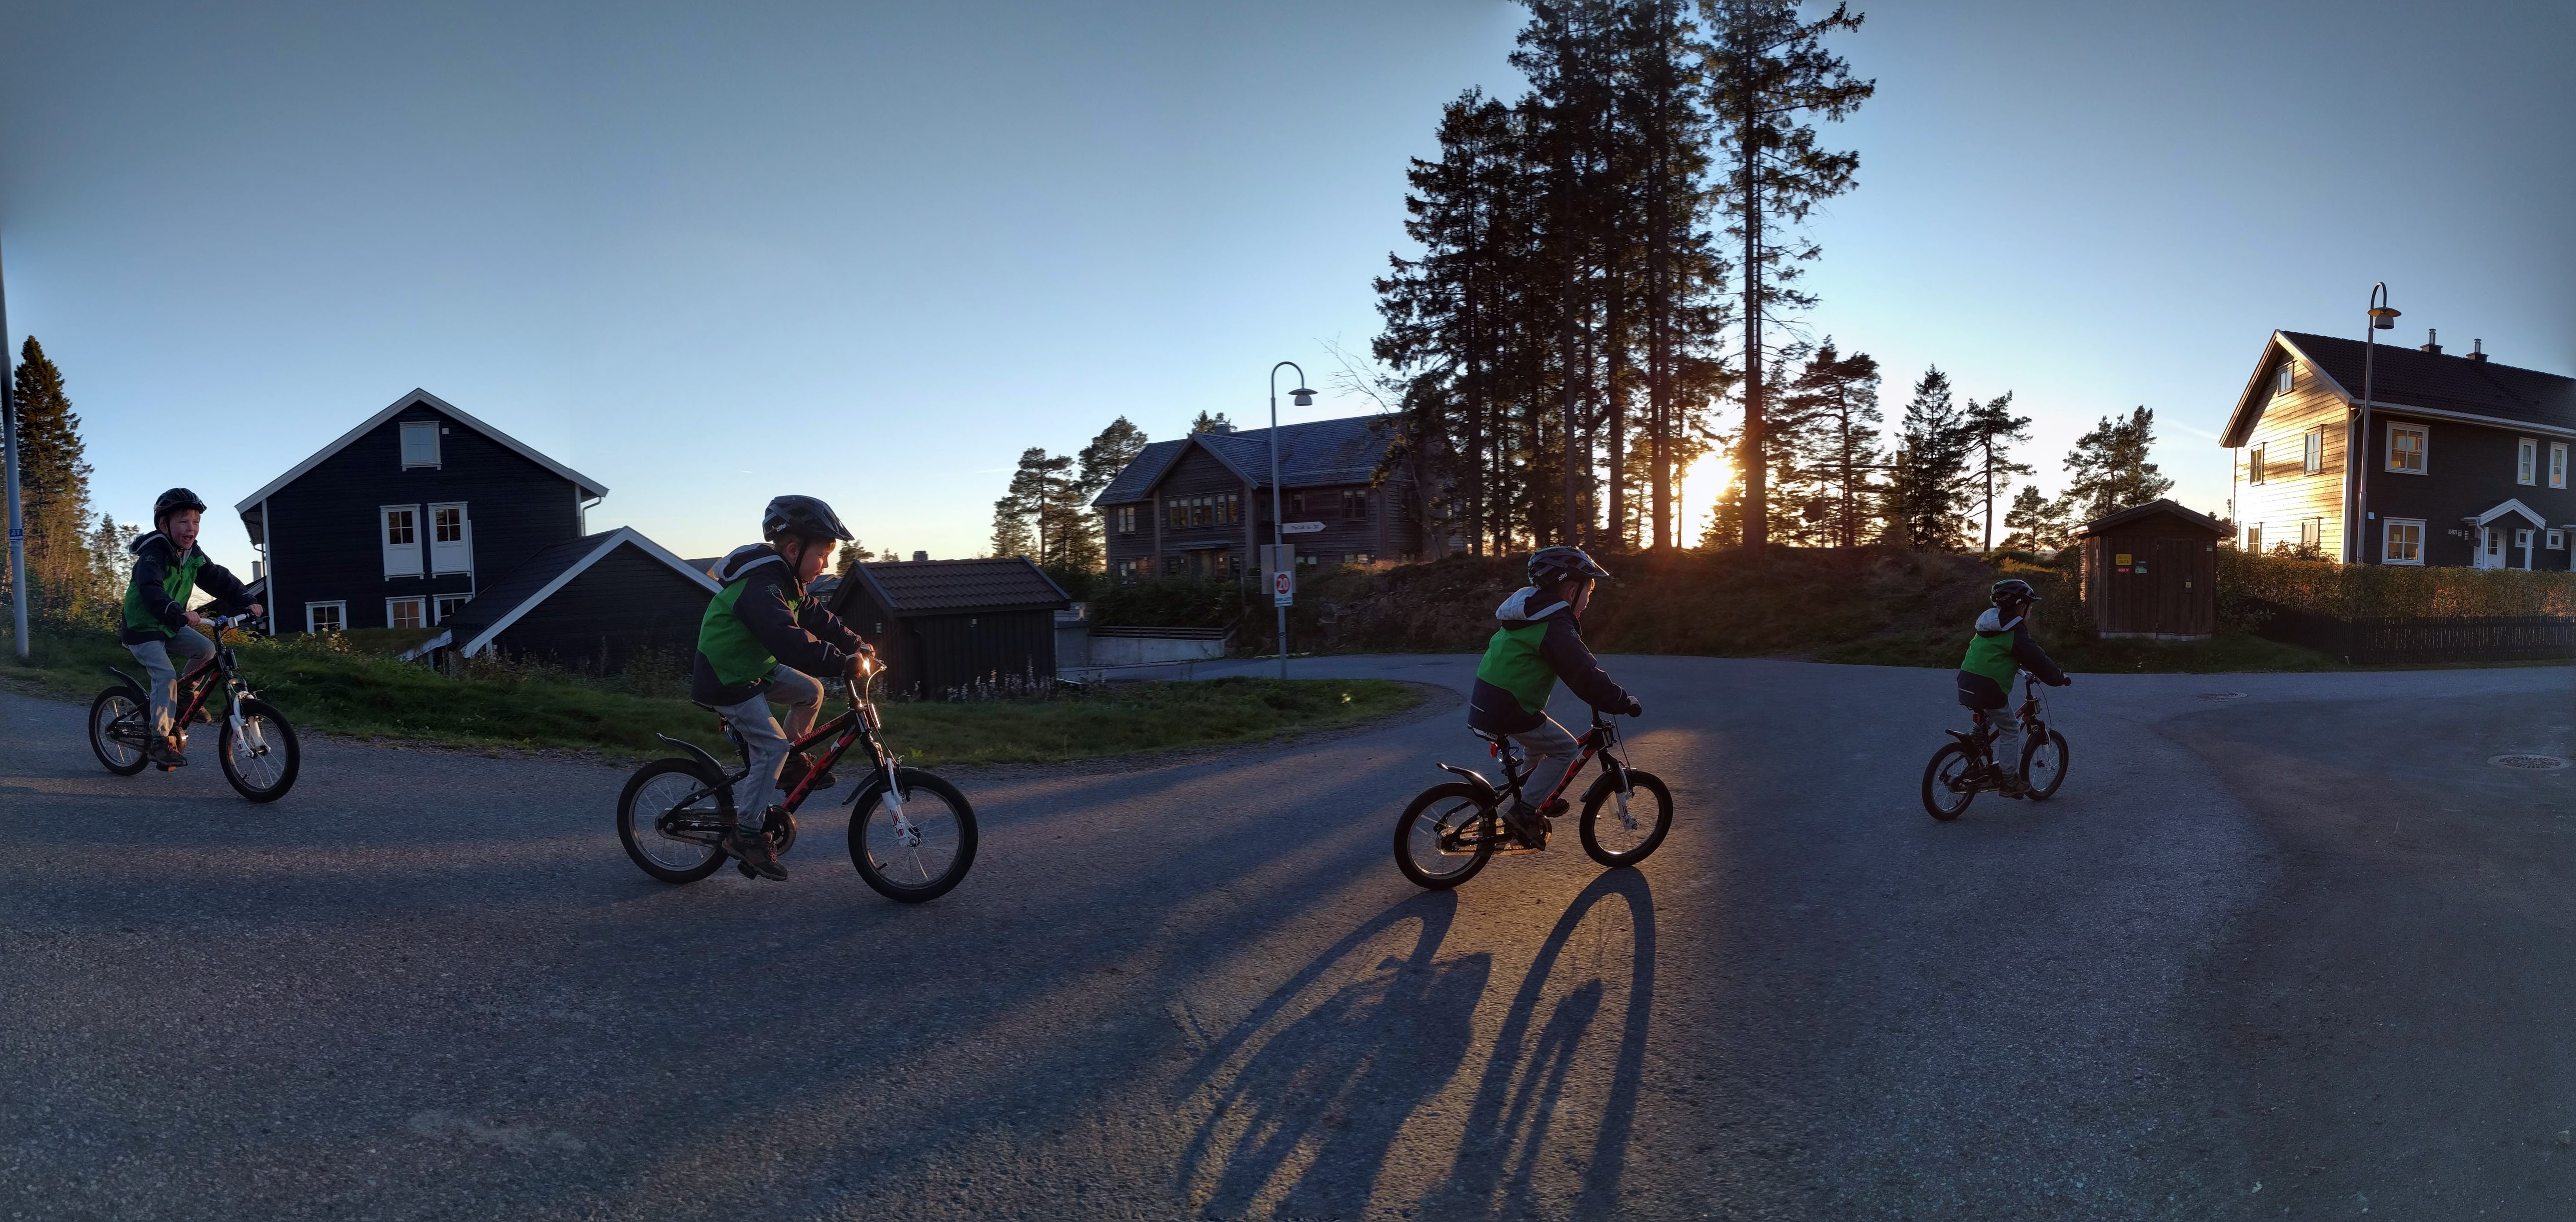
[1280,521,1325,535]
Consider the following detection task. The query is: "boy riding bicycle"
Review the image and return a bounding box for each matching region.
[1956,577,2071,796]
[122,488,263,768]
[1467,546,1640,847]
[692,495,873,881]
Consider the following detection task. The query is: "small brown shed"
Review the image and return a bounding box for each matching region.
[2074,500,2227,639]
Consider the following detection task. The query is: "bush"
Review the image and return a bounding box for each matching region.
[1088,574,1244,628]
[2217,550,2576,626]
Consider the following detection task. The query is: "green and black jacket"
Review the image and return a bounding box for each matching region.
[690,543,864,707]
[1467,586,1632,735]
[1954,606,2067,709]
[121,531,249,646]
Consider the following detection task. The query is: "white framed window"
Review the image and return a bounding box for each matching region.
[2381,518,2425,565]
[2385,422,2426,474]
[382,505,424,577]
[2245,524,2264,552]
[2515,528,2535,553]
[386,597,426,629]
[2274,362,2294,396]
[2549,530,2566,551]
[400,421,441,469]
[2518,438,2538,485]
[433,594,474,623]
[2552,442,2568,490]
[305,601,347,633]
[429,502,473,575]
[2303,427,2324,475]
[2247,444,2266,485]
[2300,517,2323,551]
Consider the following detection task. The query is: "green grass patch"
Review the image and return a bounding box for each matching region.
[0,624,1421,764]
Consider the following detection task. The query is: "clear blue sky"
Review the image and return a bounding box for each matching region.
[4,0,2567,562]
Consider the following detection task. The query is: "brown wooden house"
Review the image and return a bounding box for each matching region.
[1090,416,1426,580]
[824,558,1071,699]
[2221,331,2576,569]
[2075,500,2226,639]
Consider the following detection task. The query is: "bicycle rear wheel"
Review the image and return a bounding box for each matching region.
[850,768,977,903]
[2021,730,2070,801]
[89,687,150,776]
[1393,782,1497,890]
[619,758,730,884]
[1578,768,1672,868]
[218,698,300,802]
[1921,742,1977,821]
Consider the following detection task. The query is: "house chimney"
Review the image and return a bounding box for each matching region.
[2420,328,2442,355]
[2469,338,2488,363]
[912,550,928,562]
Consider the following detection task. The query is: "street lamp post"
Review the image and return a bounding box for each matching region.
[2356,283,2399,564]
[1268,361,1315,680]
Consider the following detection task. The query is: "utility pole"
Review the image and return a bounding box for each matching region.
[2,237,27,659]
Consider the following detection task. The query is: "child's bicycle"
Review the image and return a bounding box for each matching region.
[1920,672,2069,821]
[86,614,301,802]
[614,657,977,902]
[1392,708,1671,890]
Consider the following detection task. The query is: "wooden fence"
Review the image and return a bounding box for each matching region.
[2248,601,2576,664]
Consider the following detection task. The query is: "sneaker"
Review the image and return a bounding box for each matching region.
[147,737,188,770]
[802,753,837,791]
[779,753,812,794]
[1503,800,1552,849]
[725,818,789,881]
[1999,774,2030,799]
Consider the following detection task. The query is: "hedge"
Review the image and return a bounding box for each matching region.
[2216,550,2576,630]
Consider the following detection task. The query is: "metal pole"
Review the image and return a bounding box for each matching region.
[1,238,26,659]
[1269,361,1302,680]
[2357,282,2386,564]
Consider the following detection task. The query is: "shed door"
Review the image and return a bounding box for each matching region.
[2154,538,2195,634]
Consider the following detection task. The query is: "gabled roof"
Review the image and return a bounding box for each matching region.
[834,557,1070,617]
[1091,415,1398,506]
[2222,332,2576,447]
[2472,499,2549,527]
[440,527,717,657]
[2073,498,2228,538]
[233,388,610,513]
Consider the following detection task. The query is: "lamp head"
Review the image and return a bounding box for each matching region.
[1290,387,1316,407]
[2369,305,2401,330]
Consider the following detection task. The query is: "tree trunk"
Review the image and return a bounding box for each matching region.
[1740,127,1767,553]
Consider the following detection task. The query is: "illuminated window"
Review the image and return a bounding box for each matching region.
[386,598,426,629]
[2247,444,2265,485]
[2385,423,2426,473]
[2552,443,2568,489]
[2246,525,2263,552]
[2303,427,2324,475]
[2518,438,2538,485]
[305,602,346,633]
[2381,519,2424,565]
[2274,362,2294,396]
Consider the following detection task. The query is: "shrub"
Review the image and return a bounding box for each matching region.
[2217,550,2576,626]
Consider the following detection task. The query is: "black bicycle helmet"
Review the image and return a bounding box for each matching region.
[152,487,208,524]
[761,495,853,543]
[1992,577,2040,606]
[1529,545,1612,587]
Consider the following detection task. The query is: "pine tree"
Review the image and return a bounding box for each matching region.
[1705,0,1872,550]
[1189,411,1233,434]
[989,447,1050,558]
[1999,484,2073,553]
[2060,406,2174,523]
[10,338,107,623]
[831,538,879,578]
[1961,390,2034,552]
[1782,340,1881,547]
[1885,367,1972,550]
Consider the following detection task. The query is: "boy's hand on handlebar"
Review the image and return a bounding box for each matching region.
[1623,696,1643,717]
[2050,675,2073,687]
[184,610,207,628]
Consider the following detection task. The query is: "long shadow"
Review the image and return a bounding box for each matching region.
[1173,889,1489,1219]
[1429,868,1657,1220]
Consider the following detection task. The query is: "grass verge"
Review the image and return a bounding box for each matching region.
[0,626,1422,765]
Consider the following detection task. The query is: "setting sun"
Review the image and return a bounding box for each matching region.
[1678,446,1733,540]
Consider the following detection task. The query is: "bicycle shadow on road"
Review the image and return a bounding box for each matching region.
[1173,869,1658,1220]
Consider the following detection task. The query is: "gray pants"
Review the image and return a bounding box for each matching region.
[711,667,826,827]
[127,628,216,744]
[1974,705,2022,776]
[1509,716,1583,807]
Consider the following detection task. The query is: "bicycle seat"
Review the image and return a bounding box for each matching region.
[1470,729,1507,744]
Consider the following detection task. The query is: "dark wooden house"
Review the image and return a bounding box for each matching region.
[2075,500,2227,639]
[2221,331,2576,568]
[414,528,719,670]
[827,558,1072,698]
[234,388,610,634]
[1091,416,1426,580]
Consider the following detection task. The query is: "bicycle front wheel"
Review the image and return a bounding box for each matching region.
[219,698,300,802]
[1579,768,1672,868]
[2021,730,2070,801]
[1922,741,1977,821]
[618,758,730,884]
[849,768,977,903]
[1393,782,1497,890]
[89,686,150,776]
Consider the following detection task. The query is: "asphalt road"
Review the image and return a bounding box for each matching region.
[3,656,2570,1221]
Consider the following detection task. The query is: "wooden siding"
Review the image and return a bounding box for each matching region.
[2081,512,2220,636]
[2361,413,2576,570]
[487,545,708,670]
[2235,352,2350,560]
[265,403,585,630]
[1099,447,1428,576]
[834,580,1054,697]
